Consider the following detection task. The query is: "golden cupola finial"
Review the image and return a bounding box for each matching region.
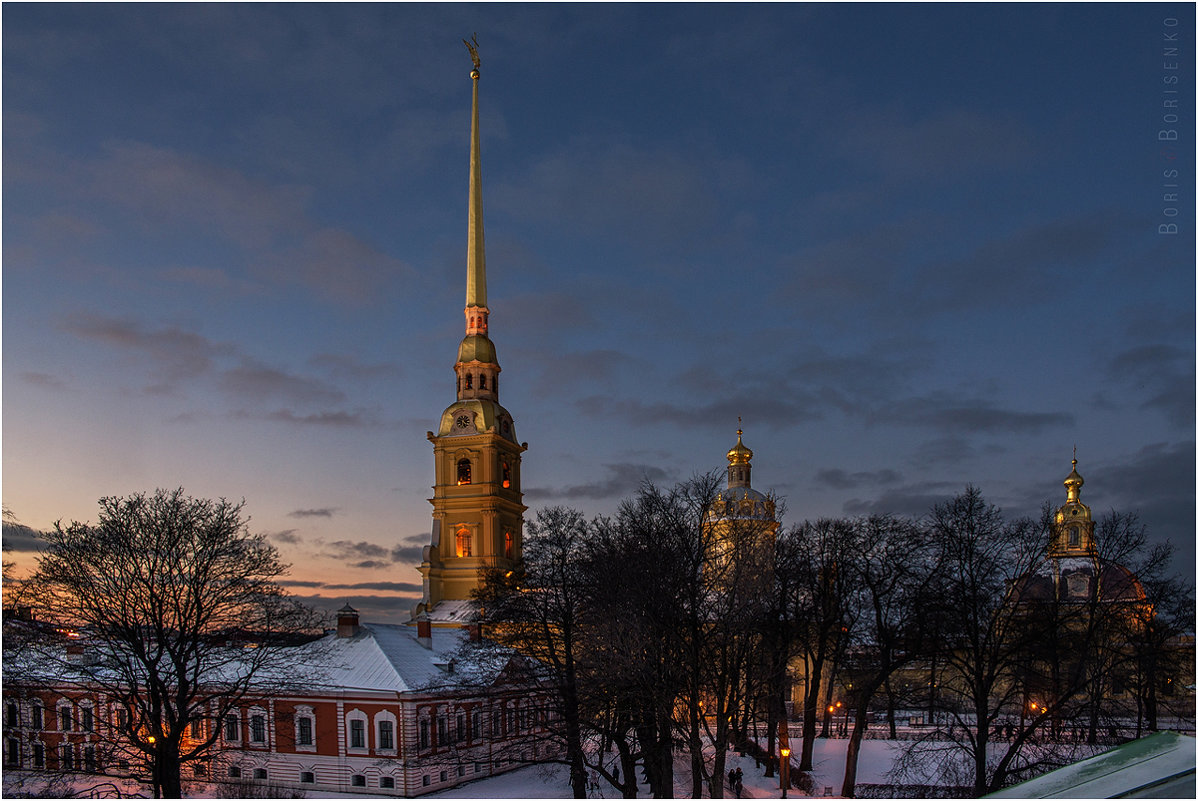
[1064,453,1084,504]
[727,419,753,465]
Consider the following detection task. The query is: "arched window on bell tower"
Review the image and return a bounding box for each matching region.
[501,459,511,489]
[456,527,472,557]
[457,458,472,485]
[504,531,513,560]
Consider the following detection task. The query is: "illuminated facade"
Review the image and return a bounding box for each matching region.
[414,50,526,622]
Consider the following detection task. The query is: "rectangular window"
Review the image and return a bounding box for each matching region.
[59,707,72,732]
[250,714,266,744]
[349,719,365,749]
[31,705,43,730]
[189,718,203,739]
[472,710,482,740]
[300,771,315,783]
[456,713,466,742]
[422,775,430,787]
[297,717,313,746]
[381,776,395,789]
[228,766,241,778]
[6,738,20,767]
[253,768,267,780]
[351,774,366,787]
[193,763,207,777]
[6,701,18,728]
[81,707,94,732]
[32,741,44,768]
[225,714,239,741]
[84,745,96,773]
[379,720,394,750]
[436,715,447,746]
[116,708,128,733]
[60,745,74,770]
[419,719,430,749]
[439,770,447,783]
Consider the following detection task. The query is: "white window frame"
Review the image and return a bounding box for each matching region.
[294,705,316,752]
[248,706,268,748]
[374,710,398,754]
[345,709,368,753]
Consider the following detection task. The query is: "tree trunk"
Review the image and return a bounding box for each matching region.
[972,700,989,798]
[799,651,822,771]
[157,743,182,800]
[841,701,872,798]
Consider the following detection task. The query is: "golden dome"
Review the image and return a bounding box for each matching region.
[1064,457,1084,503]
[456,334,497,364]
[727,428,753,465]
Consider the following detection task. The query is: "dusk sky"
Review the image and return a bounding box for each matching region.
[4,3,1194,622]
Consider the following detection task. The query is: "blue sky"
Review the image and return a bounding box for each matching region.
[4,3,1194,621]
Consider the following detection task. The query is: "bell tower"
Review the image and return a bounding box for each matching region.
[414,40,526,621]
[1050,453,1096,557]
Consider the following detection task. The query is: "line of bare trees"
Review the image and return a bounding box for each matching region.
[469,478,1192,798]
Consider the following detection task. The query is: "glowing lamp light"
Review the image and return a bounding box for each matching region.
[147,735,156,744]
[780,747,791,758]
[828,706,835,714]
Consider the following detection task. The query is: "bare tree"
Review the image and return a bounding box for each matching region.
[20,488,323,798]
[839,514,939,798]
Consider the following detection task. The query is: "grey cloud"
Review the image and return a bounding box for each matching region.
[838,107,1032,180]
[351,560,391,570]
[323,581,423,593]
[20,372,70,391]
[575,393,821,430]
[526,463,676,502]
[219,360,345,405]
[268,529,302,544]
[308,353,402,381]
[279,579,325,588]
[2,520,47,553]
[288,508,338,519]
[841,481,959,518]
[324,540,389,560]
[1107,344,1194,429]
[262,410,374,427]
[815,468,902,490]
[874,393,1072,434]
[64,314,233,380]
[291,593,420,623]
[390,544,424,565]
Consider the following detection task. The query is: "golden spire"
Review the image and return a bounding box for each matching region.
[464,33,487,315]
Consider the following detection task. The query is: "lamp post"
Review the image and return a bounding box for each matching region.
[780,747,791,798]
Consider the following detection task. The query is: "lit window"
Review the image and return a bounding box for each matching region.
[504,531,513,560]
[457,459,472,485]
[456,528,472,558]
[501,460,511,488]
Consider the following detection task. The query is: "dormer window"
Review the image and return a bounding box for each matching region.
[457,459,472,485]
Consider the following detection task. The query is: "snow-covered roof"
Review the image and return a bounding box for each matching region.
[424,599,476,625]
[986,731,1196,798]
[309,622,500,694]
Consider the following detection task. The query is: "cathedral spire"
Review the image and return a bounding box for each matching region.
[464,34,487,330]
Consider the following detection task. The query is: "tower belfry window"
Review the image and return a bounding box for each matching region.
[504,531,513,560]
[457,459,472,485]
[480,374,487,389]
[501,460,511,489]
[465,374,473,389]
[456,527,472,557]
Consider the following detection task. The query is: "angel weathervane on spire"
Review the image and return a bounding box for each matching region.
[464,33,481,78]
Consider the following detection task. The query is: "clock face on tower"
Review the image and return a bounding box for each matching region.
[455,413,472,430]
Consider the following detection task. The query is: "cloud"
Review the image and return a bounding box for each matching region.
[261,409,376,427]
[909,437,977,468]
[322,581,423,593]
[323,540,389,559]
[2,520,47,553]
[815,468,902,490]
[390,544,425,564]
[526,463,676,501]
[841,481,960,518]
[219,360,345,405]
[1106,344,1194,429]
[308,353,402,381]
[279,579,325,588]
[63,314,232,381]
[268,529,302,544]
[291,593,420,623]
[872,393,1072,434]
[575,393,822,430]
[837,107,1032,180]
[20,372,70,392]
[288,508,338,519]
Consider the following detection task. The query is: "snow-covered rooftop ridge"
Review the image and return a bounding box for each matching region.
[986,731,1196,798]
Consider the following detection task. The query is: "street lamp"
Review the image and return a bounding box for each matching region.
[780,747,791,799]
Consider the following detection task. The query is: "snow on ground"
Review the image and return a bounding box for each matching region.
[428,740,905,799]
